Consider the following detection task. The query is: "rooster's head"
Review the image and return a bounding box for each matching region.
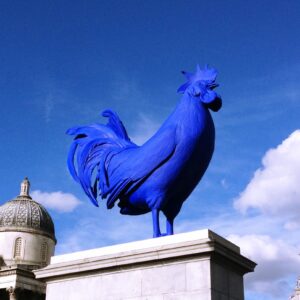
[177,65,222,112]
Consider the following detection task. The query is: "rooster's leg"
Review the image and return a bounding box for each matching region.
[166,218,174,235]
[152,209,161,238]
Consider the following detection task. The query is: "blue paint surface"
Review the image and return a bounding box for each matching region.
[67,65,221,237]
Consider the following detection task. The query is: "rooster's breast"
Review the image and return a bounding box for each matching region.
[127,106,215,216]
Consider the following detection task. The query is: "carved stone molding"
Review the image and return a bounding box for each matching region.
[6,286,18,300]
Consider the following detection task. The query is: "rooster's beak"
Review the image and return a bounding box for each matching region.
[210,83,219,90]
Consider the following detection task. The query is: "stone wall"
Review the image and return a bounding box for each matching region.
[35,229,256,300]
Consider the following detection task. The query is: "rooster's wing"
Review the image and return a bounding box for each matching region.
[104,126,177,208]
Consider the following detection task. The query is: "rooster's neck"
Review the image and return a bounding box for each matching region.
[173,93,209,121]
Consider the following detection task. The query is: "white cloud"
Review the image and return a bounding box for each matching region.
[234,130,300,221]
[31,190,82,213]
[284,221,300,231]
[56,211,151,254]
[228,234,300,298]
[230,131,300,298]
[131,113,160,145]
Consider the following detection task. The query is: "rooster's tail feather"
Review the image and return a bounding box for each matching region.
[66,110,136,207]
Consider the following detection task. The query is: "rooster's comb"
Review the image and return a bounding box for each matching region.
[177,65,218,94]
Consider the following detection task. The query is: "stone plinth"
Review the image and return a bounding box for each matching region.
[0,265,46,299]
[34,229,256,300]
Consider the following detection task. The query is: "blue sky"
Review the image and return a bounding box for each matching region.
[0,1,300,299]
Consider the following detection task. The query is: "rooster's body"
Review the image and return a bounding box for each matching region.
[67,65,222,237]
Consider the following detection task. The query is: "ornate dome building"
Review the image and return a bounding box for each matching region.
[0,178,56,300]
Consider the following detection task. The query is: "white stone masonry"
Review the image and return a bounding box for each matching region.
[35,229,256,300]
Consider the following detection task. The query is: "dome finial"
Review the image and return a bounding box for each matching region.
[20,177,30,197]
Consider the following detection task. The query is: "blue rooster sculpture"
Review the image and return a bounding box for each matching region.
[67,65,222,237]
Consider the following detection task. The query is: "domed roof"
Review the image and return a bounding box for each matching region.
[0,178,56,242]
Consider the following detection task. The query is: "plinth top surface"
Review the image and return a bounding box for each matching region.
[35,229,256,280]
[51,229,239,264]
